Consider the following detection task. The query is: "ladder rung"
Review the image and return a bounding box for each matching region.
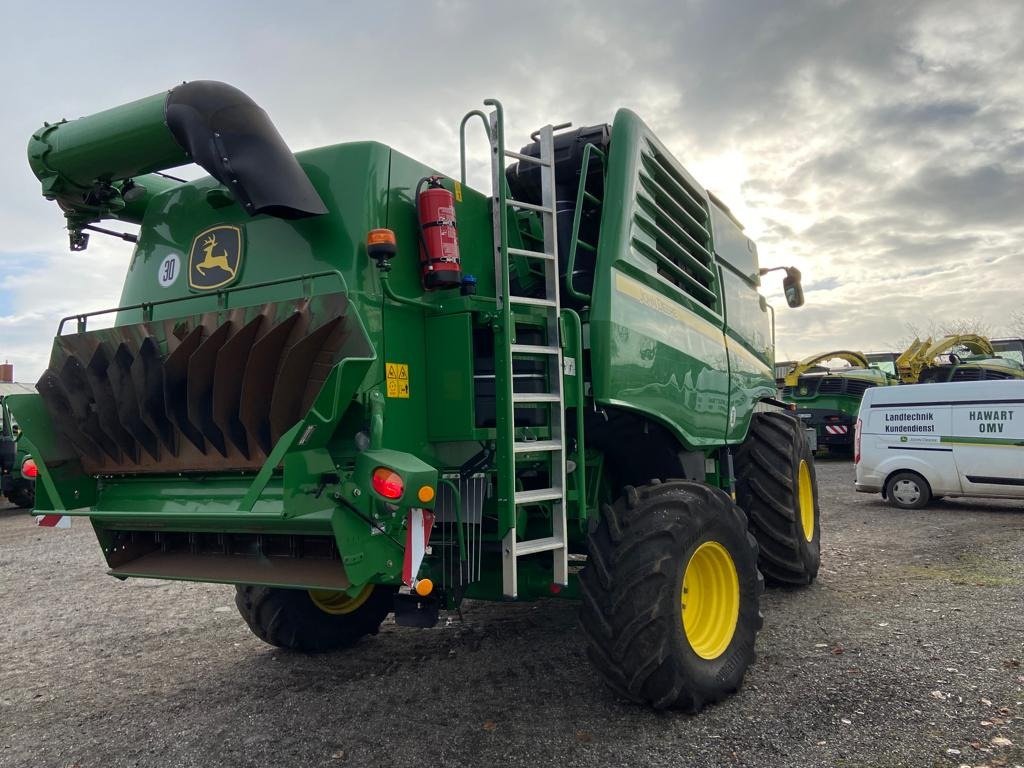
[506,199,553,215]
[515,488,563,505]
[510,344,560,356]
[509,295,556,308]
[514,536,565,556]
[513,439,563,453]
[512,392,560,403]
[508,246,555,260]
[505,149,551,167]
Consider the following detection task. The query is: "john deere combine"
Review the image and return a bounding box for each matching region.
[12,81,818,710]
[780,351,897,454]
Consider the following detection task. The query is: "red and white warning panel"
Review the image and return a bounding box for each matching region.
[825,425,849,435]
[35,514,71,528]
[402,507,435,586]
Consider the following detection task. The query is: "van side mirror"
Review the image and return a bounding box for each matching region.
[783,267,804,308]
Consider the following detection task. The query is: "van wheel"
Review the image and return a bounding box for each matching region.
[885,471,931,510]
[735,412,821,586]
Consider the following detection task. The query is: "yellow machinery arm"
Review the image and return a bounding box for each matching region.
[783,350,869,387]
[896,334,996,383]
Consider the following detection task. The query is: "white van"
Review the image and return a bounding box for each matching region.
[854,380,1024,509]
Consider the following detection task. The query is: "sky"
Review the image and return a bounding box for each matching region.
[1,0,1022,380]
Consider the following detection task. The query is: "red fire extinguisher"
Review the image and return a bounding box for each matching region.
[416,176,461,289]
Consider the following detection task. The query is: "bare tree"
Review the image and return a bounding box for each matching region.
[895,317,996,350]
[1006,310,1024,340]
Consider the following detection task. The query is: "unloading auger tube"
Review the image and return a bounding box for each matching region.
[27,80,327,249]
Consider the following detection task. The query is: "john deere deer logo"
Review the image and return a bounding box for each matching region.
[188,225,243,290]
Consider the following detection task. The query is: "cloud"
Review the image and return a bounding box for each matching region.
[2,0,1023,382]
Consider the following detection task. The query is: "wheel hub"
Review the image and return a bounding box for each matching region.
[892,479,920,505]
[681,540,740,660]
[308,584,375,615]
[797,459,815,542]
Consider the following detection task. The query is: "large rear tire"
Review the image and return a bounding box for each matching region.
[735,412,822,586]
[234,584,395,652]
[579,480,763,711]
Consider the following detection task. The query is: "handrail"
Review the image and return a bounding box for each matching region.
[459,109,491,186]
[483,99,510,313]
[59,269,346,335]
[565,142,606,305]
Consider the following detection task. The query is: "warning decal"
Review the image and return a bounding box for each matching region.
[386,362,410,399]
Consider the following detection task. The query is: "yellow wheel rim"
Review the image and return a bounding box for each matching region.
[308,584,374,615]
[798,459,815,542]
[681,540,740,660]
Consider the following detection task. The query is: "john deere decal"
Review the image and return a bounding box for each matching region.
[189,225,243,290]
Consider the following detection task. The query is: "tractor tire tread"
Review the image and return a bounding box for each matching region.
[234,584,393,653]
[579,480,762,711]
[735,412,822,586]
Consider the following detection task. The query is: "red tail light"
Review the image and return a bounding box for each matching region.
[371,467,404,500]
[854,419,862,464]
[21,458,38,479]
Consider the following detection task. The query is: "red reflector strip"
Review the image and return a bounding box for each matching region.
[824,425,849,435]
[35,515,71,528]
[402,508,435,586]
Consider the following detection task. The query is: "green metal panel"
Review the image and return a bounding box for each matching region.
[424,313,476,441]
[719,265,776,442]
[590,109,730,449]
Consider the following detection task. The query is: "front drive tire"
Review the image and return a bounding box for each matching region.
[234,584,395,652]
[884,471,932,510]
[735,412,822,586]
[579,480,763,711]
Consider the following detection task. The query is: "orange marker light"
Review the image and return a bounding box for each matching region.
[414,578,434,597]
[366,228,396,247]
[371,467,404,500]
[417,485,435,503]
[366,228,397,269]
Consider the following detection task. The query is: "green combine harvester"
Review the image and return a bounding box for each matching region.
[780,351,897,455]
[12,81,819,710]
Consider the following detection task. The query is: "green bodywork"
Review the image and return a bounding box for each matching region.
[13,87,781,605]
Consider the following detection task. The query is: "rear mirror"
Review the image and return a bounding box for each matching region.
[783,267,804,308]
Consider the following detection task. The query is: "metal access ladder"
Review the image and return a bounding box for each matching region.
[462,99,569,599]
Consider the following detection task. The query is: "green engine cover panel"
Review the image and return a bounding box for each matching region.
[589,109,774,450]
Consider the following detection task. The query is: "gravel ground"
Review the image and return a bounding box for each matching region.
[1,459,1022,768]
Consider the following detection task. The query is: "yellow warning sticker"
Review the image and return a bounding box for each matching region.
[385,362,409,398]
[454,181,463,203]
